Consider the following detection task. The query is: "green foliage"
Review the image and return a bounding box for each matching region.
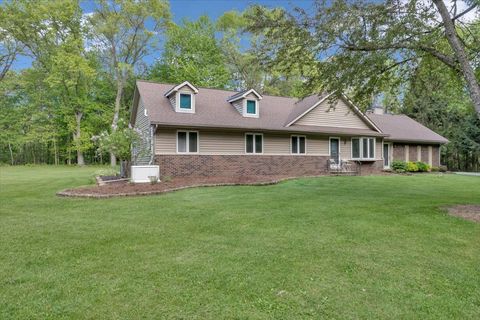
[244,1,480,110]
[406,161,419,172]
[403,56,480,172]
[95,120,142,161]
[416,161,430,172]
[391,160,408,173]
[149,16,230,88]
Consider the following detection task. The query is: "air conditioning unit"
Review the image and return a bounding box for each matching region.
[131,165,160,183]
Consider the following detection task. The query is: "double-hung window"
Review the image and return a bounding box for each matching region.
[177,131,198,153]
[351,137,375,160]
[245,133,263,154]
[291,136,306,154]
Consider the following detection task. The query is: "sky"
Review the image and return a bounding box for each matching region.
[11,0,315,70]
[8,0,479,70]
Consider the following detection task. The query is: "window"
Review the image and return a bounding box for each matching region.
[177,131,198,153]
[291,136,306,154]
[352,138,360,158]
[246,100,257,115]
[245,133,262,154]
[179,93,192,109]
[351,137,375,160]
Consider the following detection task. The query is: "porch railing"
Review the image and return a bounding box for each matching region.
[327,159,360,175]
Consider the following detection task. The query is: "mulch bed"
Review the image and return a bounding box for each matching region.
[446,205,480,223]
[57,175,306,198]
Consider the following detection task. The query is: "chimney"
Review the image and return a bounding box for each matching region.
[372,105,384,115]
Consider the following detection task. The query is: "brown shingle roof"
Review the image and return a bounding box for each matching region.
[133,80,383,136]
[367,114,448,144]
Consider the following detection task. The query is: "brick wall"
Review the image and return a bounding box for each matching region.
[408,144,417,162]
[432,146,440,167]
[421,146,429,163]
[154,155,384,178]
[392,143,441,166]
[393,144,405,161]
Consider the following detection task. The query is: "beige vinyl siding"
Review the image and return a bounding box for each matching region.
[376,139,382,160]
[245,92,259,100]
[232,100,242,114]
[156,129,330,155]
[307,136,329,155]
[341,139,351,160]
[154,128,380,159]
[295,98,371,130]
[155,129,177,154]
[200,131,244,154]
[264,134,290,154]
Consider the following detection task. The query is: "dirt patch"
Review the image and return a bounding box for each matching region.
[57,175,312,198]
[446,205,480,223]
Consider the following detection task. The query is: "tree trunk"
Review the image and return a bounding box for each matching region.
[8,142,14,165]
[75,111,85,166]
[109,72,126,167]
[53,138,59,165]
[433,0,480,117]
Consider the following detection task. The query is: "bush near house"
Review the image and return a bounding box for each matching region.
[416,161,430,172]
[392,160,431,173]
[391,160,408,172]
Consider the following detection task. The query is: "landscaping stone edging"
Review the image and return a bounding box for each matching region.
[56,178,291,199]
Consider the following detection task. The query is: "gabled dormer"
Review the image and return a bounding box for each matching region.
[227,89,262,118]
[164,81,199,113]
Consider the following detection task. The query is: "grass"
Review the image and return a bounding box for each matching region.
[0,166,479,319]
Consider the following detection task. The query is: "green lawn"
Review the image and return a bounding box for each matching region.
[1,166,479,319]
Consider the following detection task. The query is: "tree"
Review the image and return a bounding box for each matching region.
[245,0,480,113]
[1,0,96,165]
[403,55,480,171]
[0,28,23,82]
[148,15,230,88]
[216,10,304,96]
[95,119,143,177]
[89,0,170,167]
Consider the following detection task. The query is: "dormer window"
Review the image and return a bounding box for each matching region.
[246,100,257,115]
[179,93,192,110]
[164,81,198,114]
[227,89,262,118]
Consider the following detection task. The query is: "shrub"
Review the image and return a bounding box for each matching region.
[430,166,439,172]
[416,161,430,172]
[439,165,448,172]
[391,160,407,172]
[406,161,419,172]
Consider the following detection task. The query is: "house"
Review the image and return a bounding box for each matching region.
[130,80,448,178]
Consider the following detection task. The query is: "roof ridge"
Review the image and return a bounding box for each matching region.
[136,79,298,100]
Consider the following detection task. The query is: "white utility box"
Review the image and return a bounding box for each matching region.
[131,165,160,183]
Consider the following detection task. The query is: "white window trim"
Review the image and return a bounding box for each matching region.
[290,135,307,155]
[351,137,376,160]
[176,130,199,154]
[176,91,195,113]
[383,142,392,169]
[243,99,259,118]
[245,133,263,154]
[329,137,341,158]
